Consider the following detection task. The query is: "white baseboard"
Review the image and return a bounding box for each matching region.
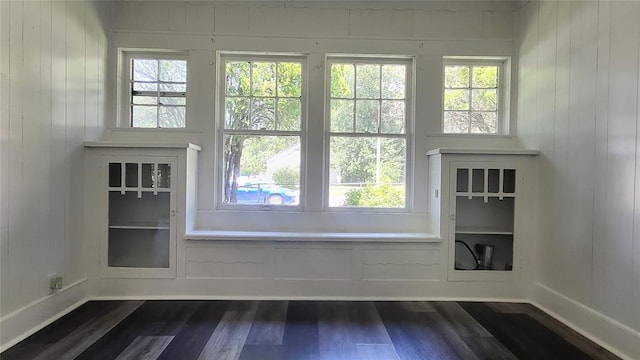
[0,279,89,352]
[90,295,528,302]
[532,283,640,360]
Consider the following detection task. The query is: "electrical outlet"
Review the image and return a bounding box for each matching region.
[48,274,63,294]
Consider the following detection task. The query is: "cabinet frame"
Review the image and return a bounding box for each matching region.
[101,155,178,279]
[448,160,522,281]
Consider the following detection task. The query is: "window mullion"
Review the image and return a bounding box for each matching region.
[156,59,161,128]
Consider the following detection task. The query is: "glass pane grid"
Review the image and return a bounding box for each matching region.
[330,62,406,135]
[443,64,499,134]
[224,60,302,132]
[222,57,304,207]
[130,58,187,128]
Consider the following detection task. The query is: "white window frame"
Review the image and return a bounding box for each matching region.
[325,55,414,212]
[442,57,510,135]
[216,52,307,211]
[118,50,189,128]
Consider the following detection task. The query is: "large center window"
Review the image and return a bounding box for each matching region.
[327,57,411,209]
[219,55,305,207]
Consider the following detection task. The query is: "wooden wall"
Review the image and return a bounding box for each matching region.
[517,1,640,358]
[0,0,108,349]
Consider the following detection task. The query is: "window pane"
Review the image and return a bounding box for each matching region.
[225,97,250,129]
[472,66,498,88]
[444,89,470,110]
[329,136,405,208]
[132,106,157,127]
[222,135,300,206]
[380,100,404,134]
[226,61,250,96]
[133,82,157,91]
[252,62,276,96]
[132,59,158,82]
[133,96,157,105]
[331,64,355,98]
[470,112,497,133]
[445,66,469,88]
[159,106,185,128]
[129,56,187,128]
[251,98,276,130]
[277,62,302,97]
[277,98,301,131]
[444,111,470,133]
[159,97,186,106]
[159,60,187,82]
[331,99,354,132]
[356,64,380,99]
[471,89,497,111]
[381,65,405,99]
[159,83,186,92]
[355,100,379,133]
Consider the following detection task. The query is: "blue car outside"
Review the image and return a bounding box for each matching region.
[233,184,297,205]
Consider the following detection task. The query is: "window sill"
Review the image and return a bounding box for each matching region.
[184,230,440,243]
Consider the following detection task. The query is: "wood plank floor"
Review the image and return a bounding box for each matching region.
[1,300,619,360]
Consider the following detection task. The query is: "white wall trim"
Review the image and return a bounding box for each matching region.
[0,279,89,352]
[532,283,640,360]
[89,295,528,302]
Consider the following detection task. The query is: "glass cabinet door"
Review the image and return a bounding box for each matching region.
[107,161,173,269]
[453,166,516,272]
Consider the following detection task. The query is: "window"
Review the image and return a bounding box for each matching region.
[219,55,304,207]
[123,53,188,128]
[327,58,411,209]
[443,59,506,134]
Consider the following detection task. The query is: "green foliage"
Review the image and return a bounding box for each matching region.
[343,183,404,208]
[331,64,354,98]
[330,137,405,184]
[239,136,298,176]
[272,167,300,188]
[444,65,499,134]
[472,66,497,88]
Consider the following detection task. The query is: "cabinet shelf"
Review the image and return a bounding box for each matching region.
[455,227,513,235]
[108,187,171,193]
[109,225,170,230]
[455,192,516,199]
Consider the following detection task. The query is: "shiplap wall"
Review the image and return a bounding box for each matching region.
[0,0,108,341]
[517,1,640,356]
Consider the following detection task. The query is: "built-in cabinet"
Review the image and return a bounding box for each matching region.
[427,148,538,282]
[84,142,200,279]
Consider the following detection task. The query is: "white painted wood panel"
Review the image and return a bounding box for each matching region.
[0,0,11,317]
[185,3,214,34]
[362,249,440,281]
[533,0,557,286]
[185,246,266,279]
[592,0,611,313]
[0,0,108,347]
[274,248,353,280]
[602,0,638,324]
[517,0,640,350]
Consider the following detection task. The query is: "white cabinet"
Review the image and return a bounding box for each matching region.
[85,142,200,279]
[427,148,538,282]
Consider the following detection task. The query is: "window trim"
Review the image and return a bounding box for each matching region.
[215,52,308,211]
[442,57,509,135]
[118,50,189,129]
[324,55,414,212]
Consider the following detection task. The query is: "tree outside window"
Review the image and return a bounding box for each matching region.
[443,63,500,134]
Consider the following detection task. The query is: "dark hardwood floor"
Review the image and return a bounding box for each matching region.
[1,300,619,360]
